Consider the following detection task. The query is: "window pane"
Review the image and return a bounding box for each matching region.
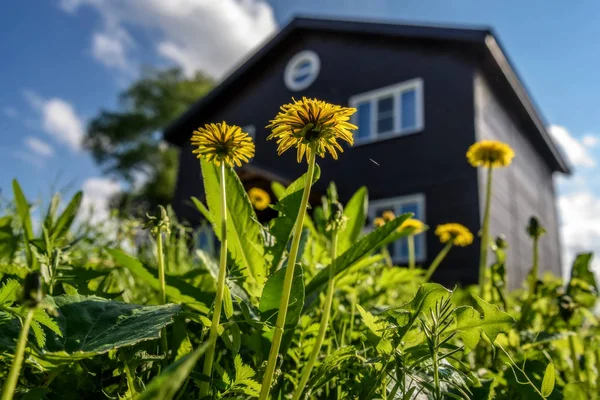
[400,202,423,258]
[400,89,417,130]
[356,102,371,139]
[377,96,394,134]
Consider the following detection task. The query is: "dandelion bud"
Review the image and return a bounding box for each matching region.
[526,216,546,239]
[21,272,43,308]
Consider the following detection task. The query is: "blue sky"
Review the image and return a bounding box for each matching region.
[1,0,599,269]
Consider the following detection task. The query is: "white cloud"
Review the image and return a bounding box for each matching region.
[548,124,596,168]
[23,90,85,151]
[3,107,17,118]
[91,29,133,71]
[558,191,600,278]
[80,177,122,225]
[582,134,599,147]
[25,137,54,158]
[58,0,277,78]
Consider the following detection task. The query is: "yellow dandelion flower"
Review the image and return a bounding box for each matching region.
[191,122,255,167]
[466,140,514,168]
[248,187,271,211]
[400,218,426,235]
[267,97,357,163]
[373,217,386,228]
[382,210,396,222]
[435,223,473,247]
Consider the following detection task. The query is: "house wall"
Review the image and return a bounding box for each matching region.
[474,72,562,287]
[174,30,484,284]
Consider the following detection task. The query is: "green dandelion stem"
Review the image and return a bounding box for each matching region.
[1,308,35,400]
[156,230,168,358]
[479,166,494,297]
[292,229,339,400]
[528,236,540,299]
[199,163,229,398]
[408,235,416,269]
[259,145,318,400]
[424,241,454,282]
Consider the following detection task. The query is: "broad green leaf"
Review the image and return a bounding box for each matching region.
[50,191,82,242]
[541,362,555,397]
[386,283,451,340]
[223,285,234,319]
[136,343,209,400]
[195,249,250,303]
[568,253,597,291]
[108,248,209,313]
[201,160,266,298]
[0,279,20,305]
[305,213,410,299]
[43,294,180,355]
[12,179,38,270]
[337,186,368,254]
[260,265,305,330]
[191,196,213,225]
[267,166,321,270]
[454,295,515,352]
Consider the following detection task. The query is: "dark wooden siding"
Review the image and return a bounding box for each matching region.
[474,72,562,287]
[174,31,484,284]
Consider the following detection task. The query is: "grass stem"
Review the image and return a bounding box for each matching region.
[1,308,35,400]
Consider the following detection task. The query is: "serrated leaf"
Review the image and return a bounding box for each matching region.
[33,309,62,337]
[0,263,29,278]
[0,279,20,305]
[136,343,209,400]
[234,354,256,381]
[337,186,368,254]
[307,346,357,390]
[306,213,411,301]
[201,160,267,298]
[266,166,320,270]
[356,304,386,337]
[454,295,515,352]
[541,362,555,397]
[41,294,180,357]
[386,283,451,340]
[30,320,46,347]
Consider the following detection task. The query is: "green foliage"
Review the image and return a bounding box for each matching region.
[0,174,598,399]
[85,67,213,214]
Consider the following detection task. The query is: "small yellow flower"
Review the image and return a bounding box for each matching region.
[191,122,255,167]
[400,218,426,235]
[382,210,396,222]
[248,187,271,211]
[267,97,357,163]
[373,217,386,228]
[466,140,514,168]
[435,223,473,247]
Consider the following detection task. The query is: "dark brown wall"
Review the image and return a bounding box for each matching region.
[474,72,562,287]
[174,31,484,284]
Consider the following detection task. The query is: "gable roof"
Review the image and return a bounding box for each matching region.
[164,16,570,174]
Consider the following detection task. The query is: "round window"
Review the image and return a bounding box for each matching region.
[284,50,320,91]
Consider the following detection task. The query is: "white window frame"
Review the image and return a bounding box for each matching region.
[349,78,424,145]
[368,193,426,263]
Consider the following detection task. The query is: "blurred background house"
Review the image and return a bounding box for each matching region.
[165,17,570,287]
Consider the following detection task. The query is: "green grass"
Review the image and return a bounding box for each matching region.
[0,170,597,399]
